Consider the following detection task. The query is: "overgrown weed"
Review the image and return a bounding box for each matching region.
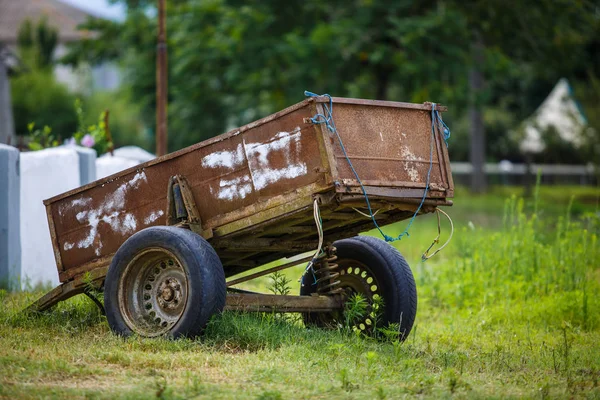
[421,192,600,331]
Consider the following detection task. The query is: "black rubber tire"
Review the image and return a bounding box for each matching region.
[104,226,226,338]
[301,236,417,340]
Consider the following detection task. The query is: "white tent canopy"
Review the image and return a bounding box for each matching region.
[520,78,587,154]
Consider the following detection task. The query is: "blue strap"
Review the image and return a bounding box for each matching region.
[304,91,450,242]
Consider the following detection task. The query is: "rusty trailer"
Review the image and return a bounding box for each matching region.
[31,96,453,339]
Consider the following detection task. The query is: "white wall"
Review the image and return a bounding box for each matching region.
[20,148,80,289]
[96,146,155,179]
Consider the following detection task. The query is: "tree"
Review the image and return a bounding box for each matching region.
[12,18,76,138]
[17,17,58,69]
[65,0,471,150]
[64,0,600,170]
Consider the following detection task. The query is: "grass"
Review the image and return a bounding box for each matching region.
[1,185,599,399]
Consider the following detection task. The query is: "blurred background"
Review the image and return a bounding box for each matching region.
[0,0,599,191]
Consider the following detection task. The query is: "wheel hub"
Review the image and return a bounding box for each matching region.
[157,277,183,309]
[118,249,189,337]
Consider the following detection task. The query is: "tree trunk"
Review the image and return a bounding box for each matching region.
[469,35,486,193]
[375,66,391,100]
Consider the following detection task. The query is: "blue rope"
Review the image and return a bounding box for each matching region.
[433,105,451,147]
[304,91,450,242]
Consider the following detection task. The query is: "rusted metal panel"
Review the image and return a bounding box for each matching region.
[44,97,453,284]
[45,204,64,272]
[328,102,452,196]
[46,100,330,280]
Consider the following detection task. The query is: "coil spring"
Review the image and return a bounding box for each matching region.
[314,246,343,295]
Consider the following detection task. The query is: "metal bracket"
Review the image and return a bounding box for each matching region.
[83,287,106,315]
[166,175,213,239]
[314,190,337,207]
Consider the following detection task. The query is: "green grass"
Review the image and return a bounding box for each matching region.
[1,185,599,399]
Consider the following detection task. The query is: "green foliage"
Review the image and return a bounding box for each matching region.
[12,18,78,141]
[81,90,151,150]
[72,99,113,156]
[10,69,77,138]
[19,97,114,155]
[343,293,369,330]
[17,17,58,69]
[422,196,600,331]
[267,271,291,296]
[27,123,58,150]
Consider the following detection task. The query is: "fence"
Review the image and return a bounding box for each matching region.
[451,162,598,186]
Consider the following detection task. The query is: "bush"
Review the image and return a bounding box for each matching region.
[81,89,151,151]
[11,70,77,139]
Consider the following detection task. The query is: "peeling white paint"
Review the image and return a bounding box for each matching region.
[245,129,302,164]
[129,172,147,187]
[76,211,99,251]
[71,197,92,207]
[59,197,92,217]
[201,142,245,169]
[204,127,308,201]
[244,127,307,191]
[211,175,253,201]
[400,146,423,161]
[74,171,147,254]
[122,214,137,232]
[400,146,422,182]
[144,210,164,225]
[406,167,420,182]
[251,164,307,190]
[63,242,74,251]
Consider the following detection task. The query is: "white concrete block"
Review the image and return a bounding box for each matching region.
[96,155,140,179]
[20,147,80,289]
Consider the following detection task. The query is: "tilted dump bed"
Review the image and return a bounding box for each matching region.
[44,96,453,283]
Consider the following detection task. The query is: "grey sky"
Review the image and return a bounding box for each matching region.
[57,0,125,20]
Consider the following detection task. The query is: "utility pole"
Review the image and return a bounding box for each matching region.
[156,0,168,156]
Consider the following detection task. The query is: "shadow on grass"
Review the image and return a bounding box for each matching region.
[201,312,311,353]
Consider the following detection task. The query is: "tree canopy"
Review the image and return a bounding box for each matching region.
[65,0,600,163]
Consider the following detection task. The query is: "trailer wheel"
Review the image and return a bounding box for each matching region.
[300,236,417,340]
[104,226,225,338]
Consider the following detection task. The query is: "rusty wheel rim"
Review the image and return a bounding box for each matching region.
[118,248,188,337]
[336,259,381,332]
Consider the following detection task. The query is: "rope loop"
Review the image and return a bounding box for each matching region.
[431,103,451,147]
